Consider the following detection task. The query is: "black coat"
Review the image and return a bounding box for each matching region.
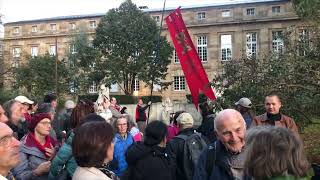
[122,142,175,180]
[166,128,196,180]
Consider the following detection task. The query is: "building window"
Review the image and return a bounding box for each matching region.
[298,29,309,56]
[197,12,206,21]
[69,44,77,54]
[31,26,37,33]
[13,27,20,34]
[50,24,57,31]
[12,47,21,58]
[31,47,38,57]
[153,16,160,22]
[49,45,56,56]
[222,10,231,17]
[272,31,284,54]
[272,6,281,13]
[70,23,76,30]
[133,78,139,91]
[110,83,118,92]
[197,35,208,62]
[221,34,232,61]
[89,82,98,94]
[174,76,185,91]
[246,8,255,16]
[89,21,96,28]
[174,50,179,63]
[246,32,257,58]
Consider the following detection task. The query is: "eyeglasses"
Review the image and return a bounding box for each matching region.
[117,123,127,127]
[0,135,16,147]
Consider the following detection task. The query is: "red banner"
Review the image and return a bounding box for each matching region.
[165,7,216,109]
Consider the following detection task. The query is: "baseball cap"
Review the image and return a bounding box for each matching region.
[15,95,34,105]
[176,112,194,125]
[235,97,252,108]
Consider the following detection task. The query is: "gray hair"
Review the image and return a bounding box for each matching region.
[2,99,19,119]
[214,109,246,132]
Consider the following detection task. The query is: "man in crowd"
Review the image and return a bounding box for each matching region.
[109,97,123,124]
[0,122,21,180]
[2,100,27,140]
[14,95,34,122]
[43,93,58,112]
[194,109,250,180]
[167,112,207,180]
[135,98,151,133]
[252,94,299,134]
[0,105,9,123]
[235,97,255,129]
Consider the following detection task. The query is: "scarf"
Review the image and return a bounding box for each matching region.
[267,113,282,121]
[98,163,120,180]
[25,132,56,158]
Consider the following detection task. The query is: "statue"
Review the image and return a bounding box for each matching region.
[95,84,112,123]
[161,97,173,125]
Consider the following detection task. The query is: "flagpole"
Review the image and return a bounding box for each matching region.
[147,0,167,123]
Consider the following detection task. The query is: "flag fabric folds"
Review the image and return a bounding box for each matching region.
[165,7,216,109]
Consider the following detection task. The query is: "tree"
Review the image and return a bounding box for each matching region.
[292,0,320,24]
[212,27,320,127]
[67,30,101,94]
[93,0,173,95]
[14,55,70,98]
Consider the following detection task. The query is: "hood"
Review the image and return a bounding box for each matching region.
[125,142,152,165]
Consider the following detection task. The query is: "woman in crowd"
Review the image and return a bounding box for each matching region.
[112,116,134,177]
[48,101,95,179]
[123,120,175,180]
[127,116,142,142]
[245,126,310,180]
[13,113,59,180]
[72,121,118,180]
[167,111,184,141]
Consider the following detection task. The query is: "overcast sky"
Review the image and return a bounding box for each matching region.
[0,0,240,23]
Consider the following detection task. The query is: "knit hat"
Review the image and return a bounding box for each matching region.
[28,113,52,132]
[144,121,167,146]
[176,113,194,126]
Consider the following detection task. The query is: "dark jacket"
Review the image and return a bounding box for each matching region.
[122,142,175,180]
[193,140,251,180]
[197,114,217,144]
[136,104,149,122]
[166,128,196,180]
[9,120,28,140]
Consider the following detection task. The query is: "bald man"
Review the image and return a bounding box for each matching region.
[193,109,251,180]
[0,122,21,179]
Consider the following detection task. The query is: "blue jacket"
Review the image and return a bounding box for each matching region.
[113,133,134,176]
[193,140,251,180]
[48,132,77,179]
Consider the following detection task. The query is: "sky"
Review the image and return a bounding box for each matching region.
[0,0,239,23]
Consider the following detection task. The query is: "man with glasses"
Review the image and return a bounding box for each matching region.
[0,122,21,180]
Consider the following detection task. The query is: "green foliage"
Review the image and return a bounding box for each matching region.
[0,89,18,104]
[13,55,70,98]
[292,0,320,24]
[67,31,101,94]
[212,27,320,129]
[93,0,173,95]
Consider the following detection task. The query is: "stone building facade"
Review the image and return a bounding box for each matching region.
[2,0,306,102]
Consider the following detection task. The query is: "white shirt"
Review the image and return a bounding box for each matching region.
[0,174,8,180]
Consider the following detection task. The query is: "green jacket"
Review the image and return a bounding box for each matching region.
[48,132,77,179]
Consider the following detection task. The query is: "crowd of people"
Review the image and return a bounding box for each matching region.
[0,92,317,180]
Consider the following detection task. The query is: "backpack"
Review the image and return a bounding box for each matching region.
[176,132,207,180]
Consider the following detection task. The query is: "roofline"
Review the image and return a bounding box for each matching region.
[4,0,290,25]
